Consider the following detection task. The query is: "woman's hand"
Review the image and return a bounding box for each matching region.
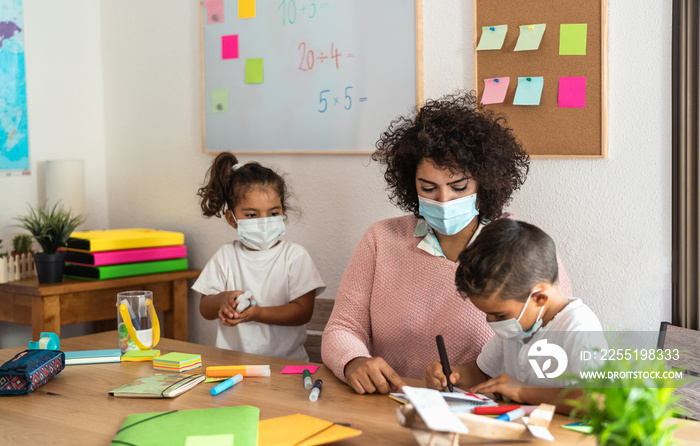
[425,360,460,391]
[344,357,406,395]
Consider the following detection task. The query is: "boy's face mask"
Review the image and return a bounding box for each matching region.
[235,215,286,250]
[417,193,479,235]
[486,290,545,341]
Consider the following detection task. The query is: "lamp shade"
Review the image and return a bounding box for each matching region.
[45,159,86,216]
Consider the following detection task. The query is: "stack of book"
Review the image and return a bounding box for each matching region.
[61,228,188,280]
[153,352,202,373]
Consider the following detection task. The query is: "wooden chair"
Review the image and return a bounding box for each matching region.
[304,298,334,363]
[658,322,700,420]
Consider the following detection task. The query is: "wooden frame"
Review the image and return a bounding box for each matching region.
[200,0,424,155]
[474,0,608,158]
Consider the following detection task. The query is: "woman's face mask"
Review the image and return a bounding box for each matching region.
[418,194,479,235]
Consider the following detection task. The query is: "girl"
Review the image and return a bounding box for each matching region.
[193,153,326,361]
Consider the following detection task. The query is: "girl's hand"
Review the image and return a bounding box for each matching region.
[469,373,524,403]
[425,360,460,391]
[221,303,260,326]
[218,290,246,322]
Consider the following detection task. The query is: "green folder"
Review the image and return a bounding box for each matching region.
[111,406,259,446]
[64,257,188,280]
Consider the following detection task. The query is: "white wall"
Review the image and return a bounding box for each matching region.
[0,0,671,347]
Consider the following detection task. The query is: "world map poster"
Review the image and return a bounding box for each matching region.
[0,0,30,175]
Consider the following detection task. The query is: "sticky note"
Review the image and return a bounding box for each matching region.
[203,0,224,24]
[185,434,234,446]
[480,77,510,105]
[476,25,508,50]
[513,77,544,105]
[245,58,263,83]
[211,89,228,113]
[280,365,319,374]
[514,24,546,51]
[558,77,586,108]
[221,35,238,59]
[559,24,587,55]
[239,0,256,18]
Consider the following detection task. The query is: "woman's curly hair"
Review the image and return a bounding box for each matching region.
[371,91,529,222]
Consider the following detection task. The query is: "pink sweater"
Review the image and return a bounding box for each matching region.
[321,215,572,381]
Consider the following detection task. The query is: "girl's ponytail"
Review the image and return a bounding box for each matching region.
[198,152,240,217]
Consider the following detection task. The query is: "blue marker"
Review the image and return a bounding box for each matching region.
[495,407,525,422]
[122,300,140,331]
[309,379,323,401]
[210,373,243,395]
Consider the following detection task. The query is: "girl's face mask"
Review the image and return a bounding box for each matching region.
[234,215,286,250]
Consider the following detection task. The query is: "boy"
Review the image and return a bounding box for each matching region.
[425,219,604,412]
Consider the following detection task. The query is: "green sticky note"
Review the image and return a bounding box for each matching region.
[476,25,508,50]
[562,422,593,434]
[514,24,546,51]
[559,24,587,55]
[513,76,544,105]
[211,89,228,113]
[185,434,234,446]
[245,58,264,84]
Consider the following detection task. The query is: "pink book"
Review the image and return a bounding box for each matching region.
[61,245,187,266]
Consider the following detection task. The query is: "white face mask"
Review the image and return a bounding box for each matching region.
[235,215,286,250]
[487,290,544,341]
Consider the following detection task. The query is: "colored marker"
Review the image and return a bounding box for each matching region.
[309,379,323,401]
[121,300,141,331]
[210,373,243,395]
[495,408,525,422]
[436,335,453,392]
[235,290,257,313]
[473,405,521,416]
[206,365,270,378]
[303,369,313,389]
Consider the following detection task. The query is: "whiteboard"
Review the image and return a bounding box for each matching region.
[200,0,422,153]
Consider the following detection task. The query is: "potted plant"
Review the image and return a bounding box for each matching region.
[13,202,86,283]
[568,355,683,445]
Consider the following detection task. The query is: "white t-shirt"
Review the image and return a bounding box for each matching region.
[476,298,605,387]
[192,240,326,361]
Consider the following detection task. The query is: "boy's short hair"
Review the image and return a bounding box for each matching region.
[455,219,559,301]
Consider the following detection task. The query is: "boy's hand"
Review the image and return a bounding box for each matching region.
[218,290,246,322]
[425,360,460,391]
[344,357,406,395]
[469,373,524,403]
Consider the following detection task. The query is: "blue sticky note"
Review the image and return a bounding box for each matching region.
[513,77,544,105]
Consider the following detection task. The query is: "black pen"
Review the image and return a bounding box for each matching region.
[436,335,453,392]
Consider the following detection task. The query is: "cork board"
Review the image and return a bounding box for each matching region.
[474,0,608,158]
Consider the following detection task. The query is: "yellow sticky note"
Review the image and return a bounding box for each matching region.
[239,0,256,18]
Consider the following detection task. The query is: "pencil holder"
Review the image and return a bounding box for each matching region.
[117,290,160,353]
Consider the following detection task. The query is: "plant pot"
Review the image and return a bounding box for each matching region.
[34,251,67,284]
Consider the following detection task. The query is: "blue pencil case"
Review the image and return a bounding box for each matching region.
[0,349,65,395]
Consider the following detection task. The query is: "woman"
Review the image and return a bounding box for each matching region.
[321,91,571,394]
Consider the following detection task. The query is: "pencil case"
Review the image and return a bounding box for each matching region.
[0,349,65,395]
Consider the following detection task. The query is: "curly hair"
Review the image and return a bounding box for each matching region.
[197,152,290,218]
[371,91,529,222]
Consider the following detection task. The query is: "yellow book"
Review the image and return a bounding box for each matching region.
[66,228,184,252]
[258,414,361,446]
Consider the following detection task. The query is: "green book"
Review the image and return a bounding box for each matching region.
[111,406,259,446]
[108,373,204,398]
[64,257,188,280]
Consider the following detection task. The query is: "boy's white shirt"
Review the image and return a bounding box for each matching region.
[476,298,606,387]
[192,240,326,361]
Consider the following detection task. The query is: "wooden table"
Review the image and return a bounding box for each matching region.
[2,332,699,445]
[0,270,200,341]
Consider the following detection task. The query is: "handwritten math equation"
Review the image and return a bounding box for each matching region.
[277,0,329,25]
[298,42,355,71]
[317,87,368,113]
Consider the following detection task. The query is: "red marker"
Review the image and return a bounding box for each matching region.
[473,405,521,416]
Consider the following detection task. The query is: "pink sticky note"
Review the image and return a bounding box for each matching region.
[280,365,319,374]
[203,0,224,24]
[558,77,586,108]
[481,77,510,105]
[222,35,239,60]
